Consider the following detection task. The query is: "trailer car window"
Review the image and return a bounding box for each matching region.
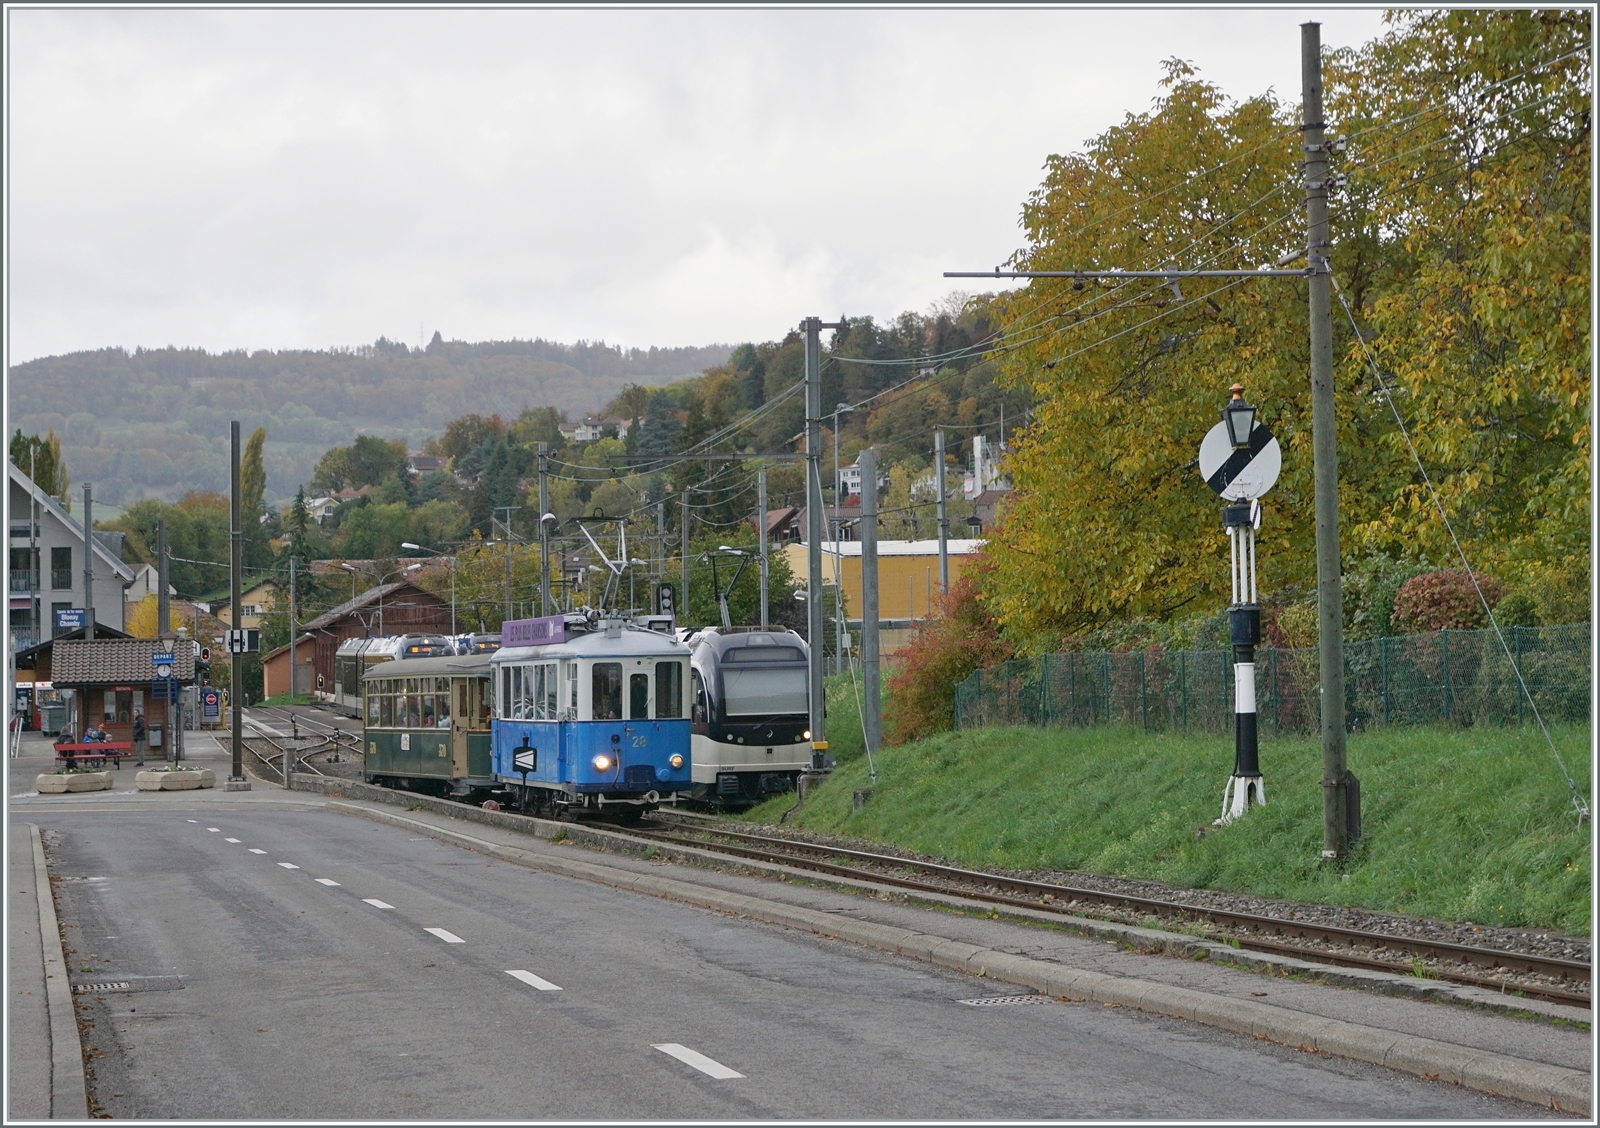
[629,673,649,720]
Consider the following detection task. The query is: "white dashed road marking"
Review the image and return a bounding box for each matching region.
[505,970,562,991]
[315,878,340,886]
[363,899,394,909]
[652,1044,743,1079]
[249,849,267,854]
[207,828,220,832]
[277,863,300,870]
[225,838,240,843]
[186,819,197,823]
[424,928,464,944]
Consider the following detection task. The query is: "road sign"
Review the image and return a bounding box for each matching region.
[200,687,221,721]
[1198,421,1280,501]
[54,608,85,632]
[656,583,677,616]
[513,745,538,773]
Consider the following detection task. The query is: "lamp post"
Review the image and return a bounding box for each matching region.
[832,402,856,535]
[339,561,420,636]
[401,542,457,636]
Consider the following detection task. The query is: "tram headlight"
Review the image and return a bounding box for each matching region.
[668,754,684,770]
[592,754,613,771]
[803,730,811,741]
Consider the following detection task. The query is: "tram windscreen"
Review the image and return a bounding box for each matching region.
[723,666,808,717]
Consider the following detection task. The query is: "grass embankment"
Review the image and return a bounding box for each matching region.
[748,714,1592,935]
[258,692,314,708]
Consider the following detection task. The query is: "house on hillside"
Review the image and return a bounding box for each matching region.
[836,447,890,500]
[8,464,135,652]
[408,454,446,476]
[213,578,280,630]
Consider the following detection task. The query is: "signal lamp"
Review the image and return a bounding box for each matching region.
[1223,384,1257,449]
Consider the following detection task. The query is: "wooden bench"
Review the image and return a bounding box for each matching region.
[53,742,134,769]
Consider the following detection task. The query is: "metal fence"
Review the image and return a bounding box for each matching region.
[953,623,1592,736]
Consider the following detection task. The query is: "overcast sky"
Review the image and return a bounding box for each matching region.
[7,6,1390,363]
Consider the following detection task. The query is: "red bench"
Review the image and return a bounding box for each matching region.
[53,742,134,769]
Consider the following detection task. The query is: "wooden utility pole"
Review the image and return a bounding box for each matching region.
[1303,21,1348,858]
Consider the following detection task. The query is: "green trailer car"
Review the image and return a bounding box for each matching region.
[363,652,495,800]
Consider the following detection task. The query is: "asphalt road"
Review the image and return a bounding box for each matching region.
[37,805,1551,1119]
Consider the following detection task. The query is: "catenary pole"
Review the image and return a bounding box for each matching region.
[1303,22,1347,858]
[680,488,690,619]
[758,469,769,629]
[538,443,552,617]
[229,422,245,787]
[934,430,949,595]
[156,518,169,635]
[859,447,881,758]
[288,556,297,702]
[803,316,827,766]
[81,483,94,643]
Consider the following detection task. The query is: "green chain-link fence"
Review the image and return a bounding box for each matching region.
[953,623,1591,735]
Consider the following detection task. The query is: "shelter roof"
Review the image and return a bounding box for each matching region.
[52,636,196,685]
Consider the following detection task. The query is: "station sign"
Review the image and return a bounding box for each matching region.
[54,608,85,632]
[502,616,565,648]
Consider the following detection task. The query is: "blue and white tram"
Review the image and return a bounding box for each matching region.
[490,613,692,818]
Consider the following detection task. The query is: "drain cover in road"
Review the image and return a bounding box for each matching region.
[958,995,1054,1006]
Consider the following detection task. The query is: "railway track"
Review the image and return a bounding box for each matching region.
[239,734,330,785]
[620,818,1591,1009]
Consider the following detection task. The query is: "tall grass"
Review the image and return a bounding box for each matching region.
[746,722,1592,934]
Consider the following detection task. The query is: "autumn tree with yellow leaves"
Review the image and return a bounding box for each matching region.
[977,11,1589,645]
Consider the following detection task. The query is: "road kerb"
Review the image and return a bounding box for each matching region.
[325,800,1589,1115]
[28,823,90,1120]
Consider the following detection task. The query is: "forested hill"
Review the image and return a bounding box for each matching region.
[8,334,729,508]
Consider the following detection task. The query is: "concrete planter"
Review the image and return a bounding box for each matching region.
[36,771,113,794]
[135,768,217,792]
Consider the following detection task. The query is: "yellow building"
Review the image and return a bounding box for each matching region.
[778,539,984,654]
[215,578,280,630]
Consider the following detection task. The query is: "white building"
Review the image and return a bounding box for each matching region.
[9,465,135,652]
[963,434,1010,500]
[128,564,177,601]
[837,447,890,499]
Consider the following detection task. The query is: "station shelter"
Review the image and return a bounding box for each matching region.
[45,634,196,753]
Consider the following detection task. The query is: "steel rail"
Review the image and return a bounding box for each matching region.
[259,707,360,747]
[625,822,1589,1006]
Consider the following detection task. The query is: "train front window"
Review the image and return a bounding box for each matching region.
[367,693,379,727]
[629,673,649,720]
[723,665,809,717]
[379,695,393,727]
[655,662,682,718]
[592,663,622,720]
